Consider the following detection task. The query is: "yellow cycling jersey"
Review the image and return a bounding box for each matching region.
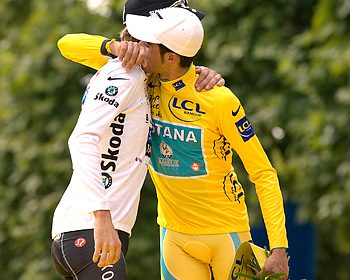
[147,66,287,249]
[57,34,288,249]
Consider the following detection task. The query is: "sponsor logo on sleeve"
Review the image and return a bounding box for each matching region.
[235,116,255,142]
[231,105,241,117]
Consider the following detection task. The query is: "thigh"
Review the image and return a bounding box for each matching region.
[160,227,211,280]
[53,229,127,280]
[51,238,73,279]
[211,231,252,280]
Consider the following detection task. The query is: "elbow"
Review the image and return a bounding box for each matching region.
[57,34,74,58]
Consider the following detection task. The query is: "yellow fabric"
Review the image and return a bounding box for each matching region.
[56,34,288,249]
[160,227,252,280]
[105,38,116,54]
[148,65,288,249]
[57,33,109,70]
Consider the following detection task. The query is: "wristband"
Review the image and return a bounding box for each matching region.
[101,38,117,58]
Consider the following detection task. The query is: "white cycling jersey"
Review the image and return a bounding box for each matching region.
[52,59,151,238]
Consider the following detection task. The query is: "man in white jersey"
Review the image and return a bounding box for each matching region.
[51,1,224,279]
[51,29,152,279]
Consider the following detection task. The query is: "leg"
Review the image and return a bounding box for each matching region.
[52,229,128,280]
[211,231,252,280]
[51,238,74,279]
[160,227,211,280]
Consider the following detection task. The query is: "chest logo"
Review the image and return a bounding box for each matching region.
[168,96,205,122]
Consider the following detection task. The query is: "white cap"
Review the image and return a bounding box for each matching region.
[126,7,204,57]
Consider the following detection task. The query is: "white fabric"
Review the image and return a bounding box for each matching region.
[126,7,204,57]
[52,59,151,238]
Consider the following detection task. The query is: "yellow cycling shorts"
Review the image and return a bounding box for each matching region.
[160,227,252,280]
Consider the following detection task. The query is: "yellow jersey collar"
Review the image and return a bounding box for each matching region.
[160,64,196,92]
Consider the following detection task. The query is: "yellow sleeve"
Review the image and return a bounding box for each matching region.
[57,33,112,70]
[216,88,288,249]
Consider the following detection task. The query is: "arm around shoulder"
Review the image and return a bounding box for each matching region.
[57,33,111,70]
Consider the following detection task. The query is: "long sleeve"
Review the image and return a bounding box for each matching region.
[57,33,110,70]
[217,88,288,249]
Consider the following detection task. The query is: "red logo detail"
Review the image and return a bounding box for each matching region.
[74,238,86,248]
[191,162,200,171]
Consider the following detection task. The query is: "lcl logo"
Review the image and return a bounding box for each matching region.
[235,116,255,142]
[168,96,205,122]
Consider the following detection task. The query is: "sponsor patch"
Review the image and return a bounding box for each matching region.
[191,162,200,171]
[74,238,86,248]
[105,86,118,96]
[150,119,206,177]
[101,114,126,173]
[235,116,255,142]
[102,172,113,189]
[172,80,186,91]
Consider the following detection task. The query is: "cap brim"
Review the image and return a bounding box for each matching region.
[183,7,206,20]
[232,242,268,279]
[125,14,161,44]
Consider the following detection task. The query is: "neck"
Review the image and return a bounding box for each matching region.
[159,65,187,81]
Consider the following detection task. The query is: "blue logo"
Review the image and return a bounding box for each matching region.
[172,80,186,91]
[235,116,255,142]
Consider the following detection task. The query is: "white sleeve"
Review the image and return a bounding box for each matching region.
[68,69,143,213]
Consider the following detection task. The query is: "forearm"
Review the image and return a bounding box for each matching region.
[57,33,111,70]
[255,173,288,249]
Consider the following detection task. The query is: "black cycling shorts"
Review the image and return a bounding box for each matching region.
[51,229,129,280]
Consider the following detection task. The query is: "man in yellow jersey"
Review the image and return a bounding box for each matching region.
[123,7,289,280]
[57,2,289,280]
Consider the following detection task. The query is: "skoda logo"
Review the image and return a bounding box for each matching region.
[105,86,118,96]
[102,172,112,189]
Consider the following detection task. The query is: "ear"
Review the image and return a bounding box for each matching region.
[165,52,180,65]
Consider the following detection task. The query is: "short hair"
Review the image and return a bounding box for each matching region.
[119,27,139,42]
[158,44,194,68]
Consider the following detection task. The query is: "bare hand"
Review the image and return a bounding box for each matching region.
[110,41,145,71]
[256,248,289,280]
[92,210,122,268]
[195,66,225,91]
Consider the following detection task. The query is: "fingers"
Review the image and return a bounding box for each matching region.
[134,44,145,67]
[98,243,109,268]
[93,240,121,268]
[92,241,102,264]
[115,41,128,61]
[123,42,145,71]
[195,66,225,91]
[111,41,145,71]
